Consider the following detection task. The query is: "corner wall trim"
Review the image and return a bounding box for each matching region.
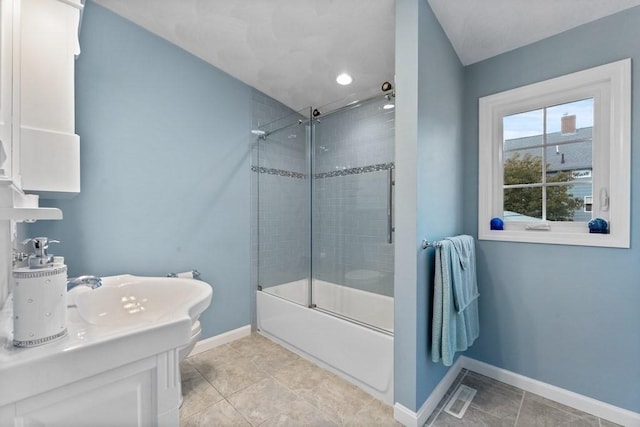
[393,357,464,427]
[189,325,251,357]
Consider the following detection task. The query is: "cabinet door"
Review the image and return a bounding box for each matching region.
[15,370,156,426]
[19,0,81,195]
[0,0,12,181]
[20,0,77,134]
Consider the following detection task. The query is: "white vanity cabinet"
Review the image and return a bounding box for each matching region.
[0,0,81,196]
[0,0,13,182]
[0,351,181,426]
[0,307,190,426]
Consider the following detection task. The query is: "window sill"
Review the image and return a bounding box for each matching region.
[478,228,628,248]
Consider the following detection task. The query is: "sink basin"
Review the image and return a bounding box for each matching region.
[73,274,212,327]
[1,274,212,423]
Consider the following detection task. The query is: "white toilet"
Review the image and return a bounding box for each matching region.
[178,320,202,406]
[179,320,202,361]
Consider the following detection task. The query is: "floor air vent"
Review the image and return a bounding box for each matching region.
[444,384,477,419]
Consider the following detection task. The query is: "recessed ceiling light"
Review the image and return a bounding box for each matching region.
[336,73,352,85]
[383,103,395,110]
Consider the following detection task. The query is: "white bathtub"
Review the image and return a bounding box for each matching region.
[257,280,394,404]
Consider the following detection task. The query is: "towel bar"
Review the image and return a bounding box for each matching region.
[422,240,442,249]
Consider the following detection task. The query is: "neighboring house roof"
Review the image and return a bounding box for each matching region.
[504,127,592,172]
[504,210,542,222]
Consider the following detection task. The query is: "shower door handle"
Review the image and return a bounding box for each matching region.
[387,168,394,244]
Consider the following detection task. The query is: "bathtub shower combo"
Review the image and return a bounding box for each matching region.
[253,87,395,404]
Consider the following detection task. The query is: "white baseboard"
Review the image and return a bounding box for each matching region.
[394,356,640,427]
[394,357,464,427]
[459,356,640,427]
[393,403,420,427]
[188,325,251,357]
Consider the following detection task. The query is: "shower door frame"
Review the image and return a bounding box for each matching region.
[256,90,395,333]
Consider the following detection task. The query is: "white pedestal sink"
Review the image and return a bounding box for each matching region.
[0,274,212,426]
[72,274,212,327]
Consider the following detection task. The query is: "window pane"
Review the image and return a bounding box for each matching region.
[504,187,542,221]
[572,182,593,222]
[504,149,543,185]
[545,138,592,223]
[503,109,543,186]
[545,98,594,136]
[503,109,543,150]
[546,184,578,221]
[545,140,592,176]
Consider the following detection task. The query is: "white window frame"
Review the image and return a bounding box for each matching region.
[478,59,630,248]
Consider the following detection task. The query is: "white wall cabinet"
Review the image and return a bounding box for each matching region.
[0,0,13,182]
[0,0,81,197]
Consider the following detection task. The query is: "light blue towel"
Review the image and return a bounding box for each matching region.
[431,238,480,366]
[446,235,479,313]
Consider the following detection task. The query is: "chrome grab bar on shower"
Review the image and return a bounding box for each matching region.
[387,168,394,244]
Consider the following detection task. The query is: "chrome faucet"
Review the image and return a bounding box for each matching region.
[67,275,103,291]
[166,270,202,280]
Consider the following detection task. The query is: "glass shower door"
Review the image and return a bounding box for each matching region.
[311,95,395,332]
[255,110,311,307]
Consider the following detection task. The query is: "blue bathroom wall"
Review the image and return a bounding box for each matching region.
[463,7,640,411]
[29,2,254,339]
[395,0,464,411]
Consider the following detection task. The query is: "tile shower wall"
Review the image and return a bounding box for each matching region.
[314,99,395,173]
[313,97,395,297]
[251,90,309,291]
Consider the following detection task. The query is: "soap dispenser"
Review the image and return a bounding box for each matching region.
[12,237,68,347]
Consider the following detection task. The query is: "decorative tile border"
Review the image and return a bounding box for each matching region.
[251,162,394,180]
[314,162,394,179]
[251,166,307,179]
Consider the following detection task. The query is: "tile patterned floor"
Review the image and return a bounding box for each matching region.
[180,333,401,426]
[425,369,623,427]
[180,333,622,427]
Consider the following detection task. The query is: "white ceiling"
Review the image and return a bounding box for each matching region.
[428,0,640,66]
[91,0,395,111]
[92,0,640,110]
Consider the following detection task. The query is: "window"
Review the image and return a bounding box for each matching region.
[478,59,630,247]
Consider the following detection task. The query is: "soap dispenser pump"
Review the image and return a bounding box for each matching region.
[12,237,68,347]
